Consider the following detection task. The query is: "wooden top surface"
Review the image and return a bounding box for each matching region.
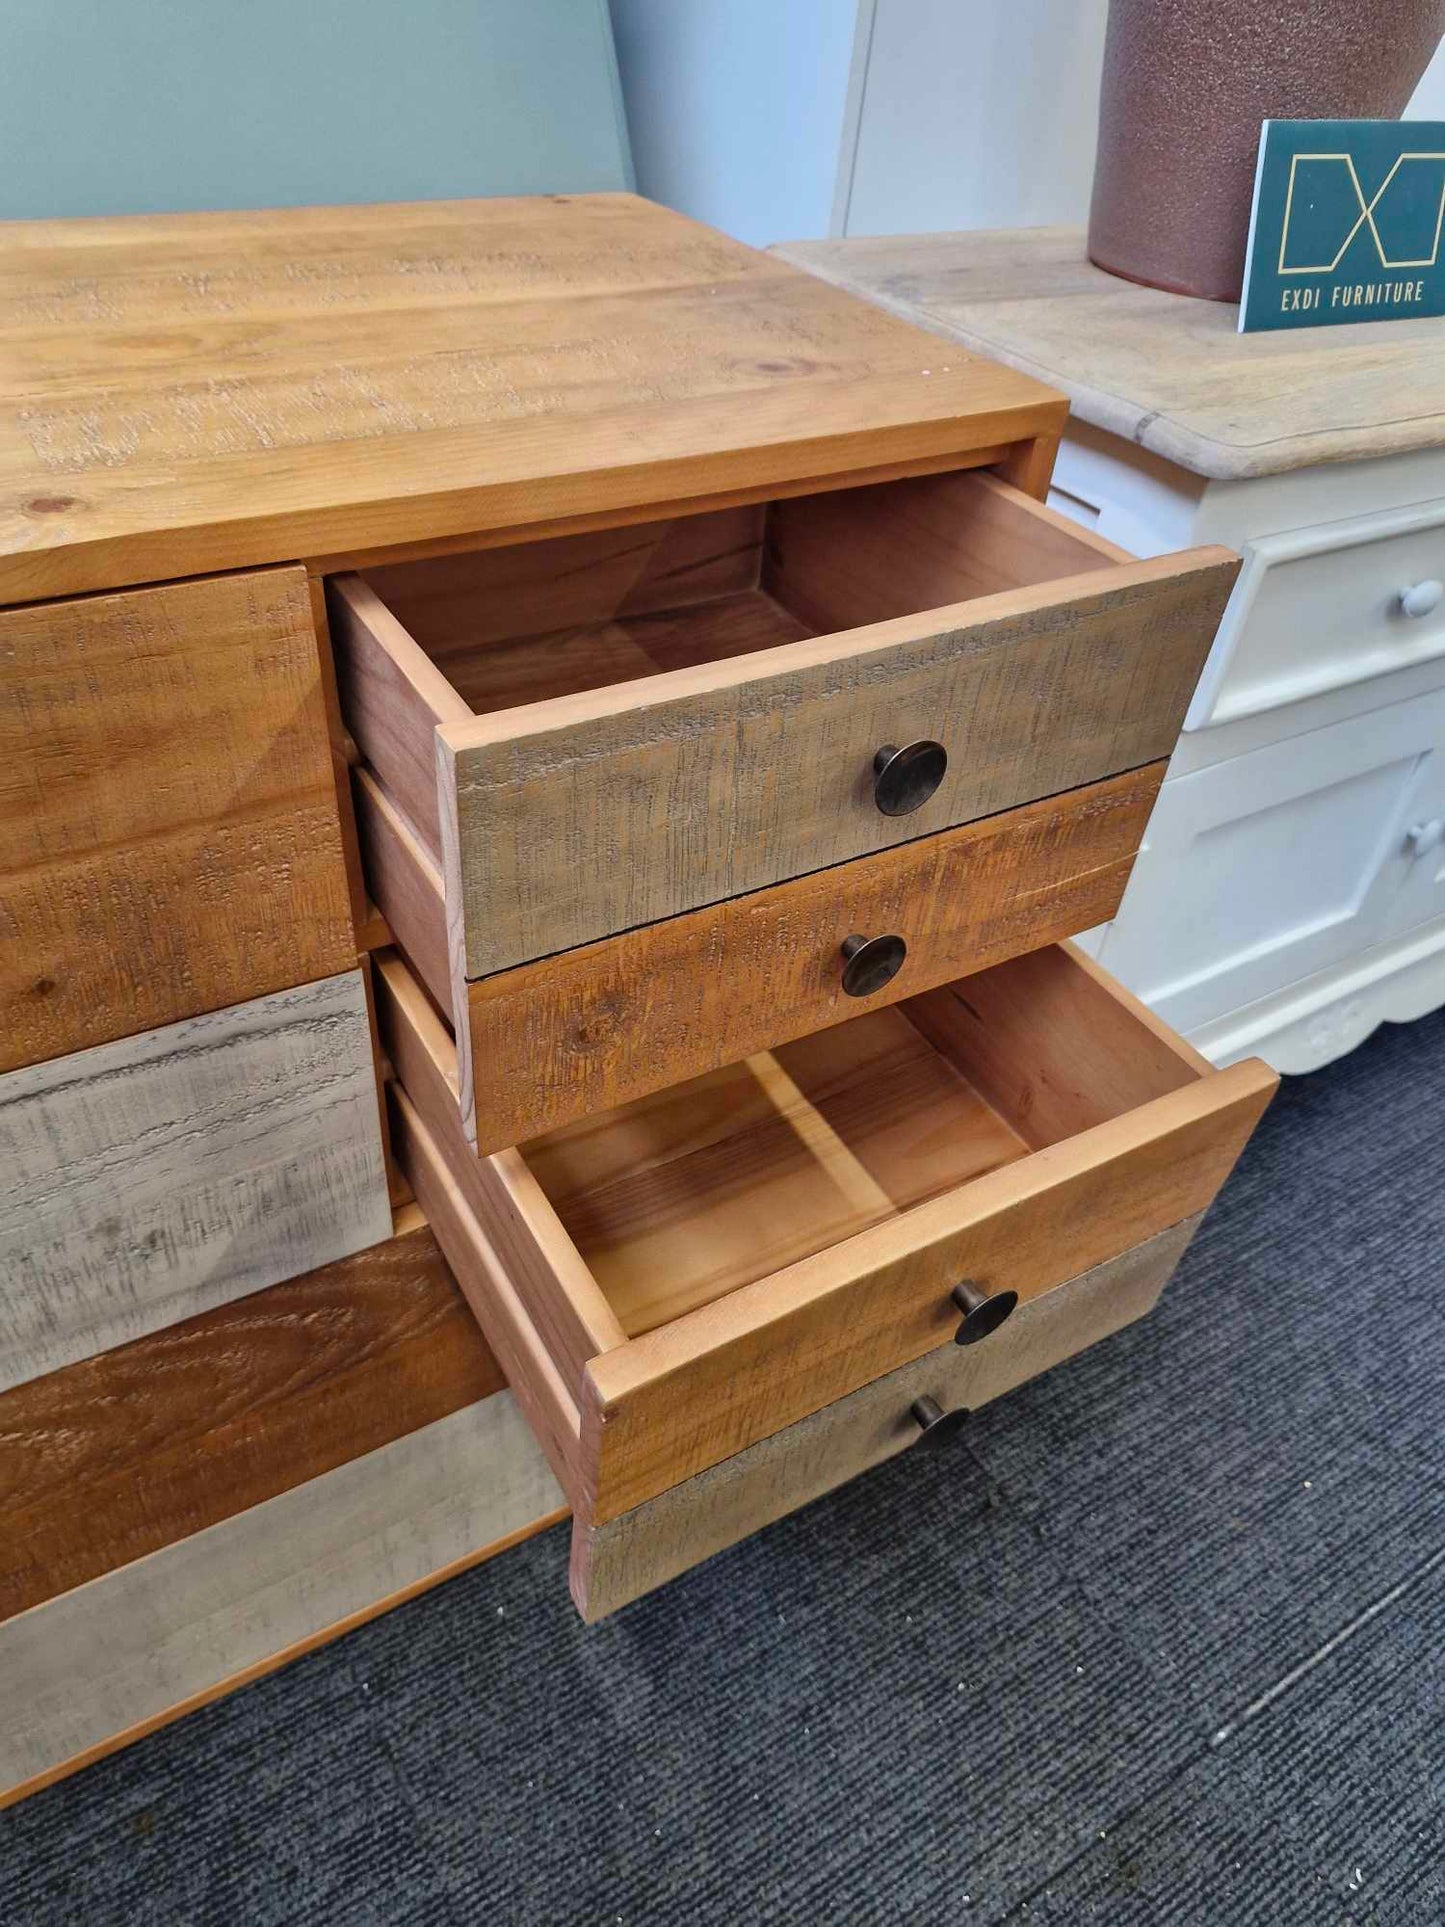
[778,226,1445,482]
[0,194,1063,603]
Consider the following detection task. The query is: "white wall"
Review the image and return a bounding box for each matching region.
[1407,38,1445,116]
[842,0,1108,236]
[610,0,860,246]
[612,3,1445,249]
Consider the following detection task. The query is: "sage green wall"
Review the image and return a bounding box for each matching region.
[1,0,631,219]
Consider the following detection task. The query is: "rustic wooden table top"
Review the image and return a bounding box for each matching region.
[0,195,1063,603]
[778,227,1445,483]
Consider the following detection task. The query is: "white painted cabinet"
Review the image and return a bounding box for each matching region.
[1054,436,1445,1073]
[1095,691,1445,1035]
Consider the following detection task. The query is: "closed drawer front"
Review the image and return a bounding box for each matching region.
[332,468,1237,1001]
[1190,497,1445,728]
[1097,686,1445,1033]
[361,757,1166,1152]
[0,566,355,1072]
[0,969,392,1391]
[379,942,1275,1544]
[0,1206,499,1620]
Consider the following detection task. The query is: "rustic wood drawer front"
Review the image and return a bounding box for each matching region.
[360,759,1166,1152]
[571,1215,1202,1620]
[391,1067,1201,1621]
[0,567,356,1073]
[0,1206,501,1621]
[331,468,1238,992]
[0,970,392,1391]
[377,943,1276,1532]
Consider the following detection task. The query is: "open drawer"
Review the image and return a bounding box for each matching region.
[376,941,1275,1588]
[360,759,1167,1153]
[332,467,1237,1142]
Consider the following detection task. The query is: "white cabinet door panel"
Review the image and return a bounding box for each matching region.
[1097,691,1445,1031]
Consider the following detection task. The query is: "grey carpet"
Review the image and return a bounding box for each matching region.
[4,1006,1443,1925]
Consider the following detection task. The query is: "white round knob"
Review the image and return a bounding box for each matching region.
[1405,818,1445,859]
[1398,579,1443,619]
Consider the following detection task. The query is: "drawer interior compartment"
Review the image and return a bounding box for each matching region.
[341,469,1128,723]
[519,951,1195,1341]
[331,471,1238,988]
[377,943,1276,1524]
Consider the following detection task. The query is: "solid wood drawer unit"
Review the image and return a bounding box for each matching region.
[332,470,1237,1145]
[0,566,356,1073]
[377,942,1275,1613]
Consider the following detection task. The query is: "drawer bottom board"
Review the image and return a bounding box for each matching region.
[571,1213,1202,1620]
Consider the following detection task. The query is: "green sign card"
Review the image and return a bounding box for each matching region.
[1239,119,1445,332]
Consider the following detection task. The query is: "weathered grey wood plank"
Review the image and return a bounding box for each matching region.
[0,1391,563,1804]
[0,970,391,1390]
[573,1216,1202,1620]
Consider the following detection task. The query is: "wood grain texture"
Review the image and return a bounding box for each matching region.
[362,502,766,657]
[328,573,468,853]
[573,1215,1202,1620]
[454,763,1165,1152]
[0,566,355,1072]
[0,969,392,1390]
[389,1083,584,1498]
[905,943,1209,1149]
[0,1214,502,1621]
[0,1391,564,1805]
[304,444,1016,579]
[522,1053,899,1337]
[0,195,1066,602]
[372,951,625,1388]
[774,227,1441,480]
[350,766,452,1011]
[764,469,1128,635]
[439,551,1237,977]
[577,1055,1277,1522]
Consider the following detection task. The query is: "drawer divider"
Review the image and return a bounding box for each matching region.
[743,1052,896,1219]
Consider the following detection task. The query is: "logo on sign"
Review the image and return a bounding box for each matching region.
[1279,151,1445,274]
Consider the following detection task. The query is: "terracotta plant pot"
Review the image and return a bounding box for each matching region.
[1088,0,1445,302]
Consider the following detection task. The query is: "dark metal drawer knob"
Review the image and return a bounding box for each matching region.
[952,1279,1019,1346]
[840,932,907,997]
[873,740,948,816]
[910,1394,971,1448]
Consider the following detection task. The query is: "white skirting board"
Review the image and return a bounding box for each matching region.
[1191,913,1445,1074]
[0,1390,564,1806]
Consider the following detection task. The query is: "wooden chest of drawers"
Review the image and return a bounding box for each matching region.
[0,194,1273,1662]
[332,467,1236,1150]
